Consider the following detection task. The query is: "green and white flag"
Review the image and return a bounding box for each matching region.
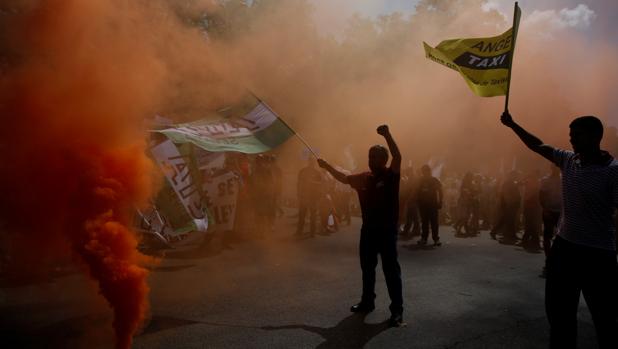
[157,100,294,154]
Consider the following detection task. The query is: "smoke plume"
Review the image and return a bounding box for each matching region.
[0,0,175,347]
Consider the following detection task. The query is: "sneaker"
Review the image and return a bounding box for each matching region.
[350,302,375,313]
[417,239,427,246]
[389,313,405,327]
[433,240,442,247]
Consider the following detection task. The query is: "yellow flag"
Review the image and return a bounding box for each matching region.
[423,4,521,97]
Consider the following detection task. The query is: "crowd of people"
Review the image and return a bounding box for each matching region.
[220,114,617,342]
[400,165,562,251]
[235,148,567,273]
[291,155,565,260]
[227,153,353,239]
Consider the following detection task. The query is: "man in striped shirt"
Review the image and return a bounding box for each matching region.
[501,111,618,349]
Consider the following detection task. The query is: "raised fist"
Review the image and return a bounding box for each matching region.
[377,124,389,136]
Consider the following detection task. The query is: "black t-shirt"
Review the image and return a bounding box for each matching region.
[348,168,400,229]
[417,176,442,208]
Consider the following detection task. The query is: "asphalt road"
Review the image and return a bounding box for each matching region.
[1,215,599,348]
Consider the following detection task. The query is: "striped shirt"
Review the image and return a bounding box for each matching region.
[553,149,618,251]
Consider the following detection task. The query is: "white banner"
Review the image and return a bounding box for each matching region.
[202,171,239,232]
[150,140,208,232]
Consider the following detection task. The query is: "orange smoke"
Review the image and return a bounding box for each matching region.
[1,1,167,348]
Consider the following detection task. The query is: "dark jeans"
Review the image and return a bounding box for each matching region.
[419,205,439,241]
[546,237,618,349]
[522,205,542,247]
[359,228,403,315]
[493,205,519,239]
[297,201,317,234]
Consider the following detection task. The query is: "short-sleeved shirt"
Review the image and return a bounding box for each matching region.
[553,149,618,251]
[417,176,442,208]
[348,168,400,230]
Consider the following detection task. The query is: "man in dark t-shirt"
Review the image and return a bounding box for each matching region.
[318,124,404,327]
[416,165,443,246]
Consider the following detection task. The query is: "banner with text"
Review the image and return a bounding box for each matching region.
[423,4,521,97]
[202,171,239,232]
[150,140,208,233]
[157,101,294,154]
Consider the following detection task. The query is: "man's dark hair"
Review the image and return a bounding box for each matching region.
[570,116,604,140]
[369,145,389,161]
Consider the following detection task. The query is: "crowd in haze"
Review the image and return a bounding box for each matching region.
[222,112,618,347]
[229,150,570,265]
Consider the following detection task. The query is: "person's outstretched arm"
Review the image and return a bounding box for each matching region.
[317,159,349,184]
[377,125,401,173]
[501,111,554,162]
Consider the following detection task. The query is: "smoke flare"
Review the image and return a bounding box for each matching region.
[1,1,167,347]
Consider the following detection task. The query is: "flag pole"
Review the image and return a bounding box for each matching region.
[249,91,319,158]
[504,2,520,113]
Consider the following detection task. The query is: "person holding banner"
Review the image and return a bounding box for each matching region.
[317,124,404,328]
[500,111,618,349]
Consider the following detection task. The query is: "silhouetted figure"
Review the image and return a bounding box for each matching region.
[250,155,276,237]
[297,159,322,236]
[319,174,339,234]
[502,110,618,349]
[454,172,475,236]
[539,164,562,277]
[416,165,443,246]
[401,166,420,237]
[491,171,520,243]
[444,175,460,226]
[521,170,542,250]
[479,175,496,230]
[318,124,404,327]
[269,154,285,218]
[333,168,353,226]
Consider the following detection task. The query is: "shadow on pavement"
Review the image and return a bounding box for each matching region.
[261,313,390,349]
